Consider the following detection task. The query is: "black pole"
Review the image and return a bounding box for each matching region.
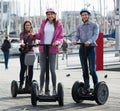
[45,45,49,81]
[83,45,89,77]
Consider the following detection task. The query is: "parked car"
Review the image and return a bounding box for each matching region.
[9,38,20,55]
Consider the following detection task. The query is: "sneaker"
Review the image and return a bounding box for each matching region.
[81,88,90,95]
[19,84,23,89]
[39,90,43,95]
[27,84,32,90]
[52,90,56,96]
[45,91,50,96]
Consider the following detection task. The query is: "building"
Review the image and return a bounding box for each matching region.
[0,0,20,38]
[61,11,80,35]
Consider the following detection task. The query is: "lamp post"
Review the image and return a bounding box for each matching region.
[0,0,3,31]
[39,0,42,24]
[115,0,120,50]
[28,0,30,18]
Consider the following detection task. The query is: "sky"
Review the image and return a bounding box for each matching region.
[13,0,115,17]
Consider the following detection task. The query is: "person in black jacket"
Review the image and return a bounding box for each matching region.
[61,39,68,60]
[1,36,11,69]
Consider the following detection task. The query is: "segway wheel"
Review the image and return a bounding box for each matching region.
[72,81,84,103]
[57,82,64,106]
[31,81,39,106]
[11,80,18,97]
[94,81,109,105]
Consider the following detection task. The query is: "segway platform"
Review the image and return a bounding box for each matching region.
[17,87,31,94]
[71,43,109,105]
[37,95,57,102]
[72,81,109,105]
[31,80,64,106]
[11,51,36,97]
[31,44,64,106]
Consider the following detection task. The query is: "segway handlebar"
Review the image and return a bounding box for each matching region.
[28,44,52,47]
[76,42,96,47]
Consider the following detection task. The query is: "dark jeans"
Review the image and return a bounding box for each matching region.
[62,51,67,60]
[19,53,33,85]
[79,47,98,89]
[3,51,10,69]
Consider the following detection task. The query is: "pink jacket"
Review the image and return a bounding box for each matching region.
[35,19,64,54]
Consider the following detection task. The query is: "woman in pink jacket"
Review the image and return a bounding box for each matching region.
[35,8,64,96]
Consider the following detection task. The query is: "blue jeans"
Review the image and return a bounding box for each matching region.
[40,52,56,92]
[19,53,33,85]
[79,47,98,89]
[62,51,67,60]
[3,51,10,69]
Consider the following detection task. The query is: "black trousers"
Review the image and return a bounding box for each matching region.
[19,53,33,85]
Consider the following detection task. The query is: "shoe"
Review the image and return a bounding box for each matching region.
[52,90,56,96]
[5,67,8,70]
[45,91,50,96]
[81,88,90,95]
[19,84,23,89]
[39,90,43,95]
[27,84,32,90]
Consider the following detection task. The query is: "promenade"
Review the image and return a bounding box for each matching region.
[0,56,120,111]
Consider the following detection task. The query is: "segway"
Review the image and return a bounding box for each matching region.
[31,44,64,106]
[11,51,36,97]
[72,43,109,105]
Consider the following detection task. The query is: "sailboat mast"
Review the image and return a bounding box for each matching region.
[40,0,42,24]
[0,0,3,31]
[28,0,30,18]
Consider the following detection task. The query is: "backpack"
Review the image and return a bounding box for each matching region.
[1,40,11,52]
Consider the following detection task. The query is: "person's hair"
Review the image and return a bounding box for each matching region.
[46,16,58,29]
[23,20,33,32]
[53,19,58,29]
[63,39,67,44]
[5,36,8,39]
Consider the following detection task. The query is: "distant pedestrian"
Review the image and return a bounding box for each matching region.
[1,36,11,69]
[61,39,68,60]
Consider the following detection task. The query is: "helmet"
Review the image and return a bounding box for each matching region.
[80,8,91,15]
[46,8,57,14]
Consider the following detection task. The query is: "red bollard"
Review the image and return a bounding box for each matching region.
[96,33,104,70]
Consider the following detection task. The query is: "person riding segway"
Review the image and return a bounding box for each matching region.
[31,44,64,106]
[71,9,109,105]
[11,21,36,97]
[30,8,64,106]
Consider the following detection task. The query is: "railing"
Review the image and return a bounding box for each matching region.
[16,47,120,70]
[103,49,120,69]
[0,48,4,63]
[60,48,120,69]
